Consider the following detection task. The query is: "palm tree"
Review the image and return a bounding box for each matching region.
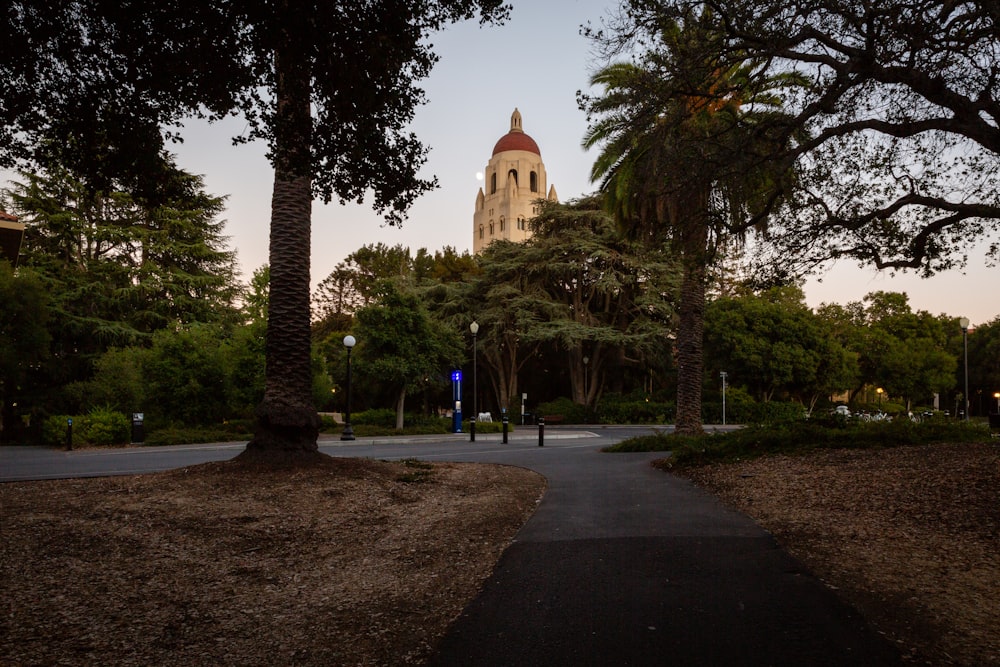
[582,9,800,434]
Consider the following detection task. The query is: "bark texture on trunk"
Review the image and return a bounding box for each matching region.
[674,260,706,435]
[245,8,319,457]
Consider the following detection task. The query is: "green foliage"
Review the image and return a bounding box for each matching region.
[967,316,1000,413]
[3,0,511,451]
[607,420,993,468]
[0,263,51,416]
[595,394,673,424]
[223,320,266,418]
[467,419,510,434]
[354,281,463,427]
[143,325,231,427]
[352,409,399,428]
[318,414,339,432]
[346,409,451,435]
[142,421,254,447]
[647,0,1000,274]
[41,415,73,446]
[41,409,130,446]
[80,407,130,446]
[704,286,855,404]
[73,346,148,414]
[536,397,592,424]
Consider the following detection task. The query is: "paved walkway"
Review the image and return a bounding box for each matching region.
[1,433,903,665]
[425,443,902,666]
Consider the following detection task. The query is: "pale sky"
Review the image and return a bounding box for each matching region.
[11,0,1000,327]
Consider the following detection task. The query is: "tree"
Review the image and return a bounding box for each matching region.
[3,159,240,418]
[832,291,958,410]
[629,0,1000,276]
[513,197,676,408]
[581,8,801,433]
[313,243,421,323]
[421,240,541,417]
[353,282,462,429]
[2,0,510,459]
[704,285,855,411]
[967,317,1000,416]
[0,263,50,439]
[6,160,239,337]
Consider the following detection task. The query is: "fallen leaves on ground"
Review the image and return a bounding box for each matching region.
[0,455,545,666]
[674,442,1000,666]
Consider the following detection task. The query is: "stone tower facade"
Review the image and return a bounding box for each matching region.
[473,109,558,254]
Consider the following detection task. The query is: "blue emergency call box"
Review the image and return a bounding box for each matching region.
[452,370,463,432]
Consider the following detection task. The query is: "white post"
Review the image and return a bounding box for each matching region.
[720,371,728,426]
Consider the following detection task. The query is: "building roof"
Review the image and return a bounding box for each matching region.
[492,132,540,156]
[491,108,540,156]
[0,210,18,222]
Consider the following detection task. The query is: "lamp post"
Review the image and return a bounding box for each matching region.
[960,317,970,421]
[994,391,1000,414]
[876,387,883,411]
[720,371,728,426]
[341,335,356,441]
[582,356,589,404]
[470,321,479,442]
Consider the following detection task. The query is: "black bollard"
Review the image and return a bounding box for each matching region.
[470,417,476,442]
[502,416,509,444]
[538,417,544,447]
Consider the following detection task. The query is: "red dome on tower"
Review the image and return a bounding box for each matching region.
[492,131,540,156]
[491,108,540,156]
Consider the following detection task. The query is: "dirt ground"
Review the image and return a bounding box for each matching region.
[2,442,998,666]
[0,455,546,666]
[675,442,1000,666]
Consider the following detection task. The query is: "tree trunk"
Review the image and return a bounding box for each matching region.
[244,7,319,458]
[674,259,707,435]
[395,386,406,430]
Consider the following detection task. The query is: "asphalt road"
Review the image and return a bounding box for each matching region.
[0,426,902,666]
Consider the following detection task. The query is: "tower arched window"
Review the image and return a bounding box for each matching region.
[508,169,518,186]
[479,225,484,239]
[499,217,505,232]
[489,221,495,235]
[530,171,538,192]
[490,173,496,194]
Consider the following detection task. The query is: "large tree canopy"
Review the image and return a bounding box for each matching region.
[581,8,800,433]
[615,1,1000,276]
[2,0,509,457]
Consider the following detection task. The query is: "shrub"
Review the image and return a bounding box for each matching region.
[606,419,992,467]
[596,394,672,424]
[82,407,130,446]
[536,397,591,424]
[466,419,511,434]
[143,424,254,446]
[42,415,74,446]
[41,409,131,447]
[352,408,397,427]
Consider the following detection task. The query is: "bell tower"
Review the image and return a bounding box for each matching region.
[473,109,558,254]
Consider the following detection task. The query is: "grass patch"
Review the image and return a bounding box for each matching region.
[605,419,993,469]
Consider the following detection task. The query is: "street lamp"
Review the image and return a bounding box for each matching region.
[960,317,970,421]
[876,387,883,411]
[582,356,589,403]
[470,321,479,442]
[994,391,1000,414]
[720,371,728,426]
[341,335,356,441]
